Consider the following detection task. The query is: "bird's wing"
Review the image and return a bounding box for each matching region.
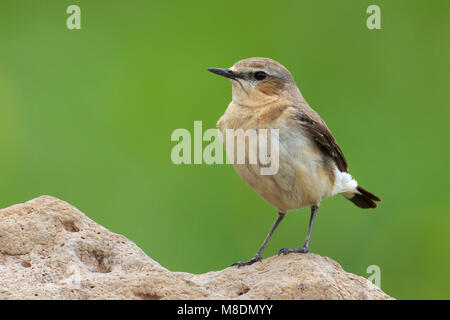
[293,108,348,173]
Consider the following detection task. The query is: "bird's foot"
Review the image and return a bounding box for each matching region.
[231,254,262,268]
[278,245,309,256]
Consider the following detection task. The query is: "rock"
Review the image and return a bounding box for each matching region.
[0,196,393,300]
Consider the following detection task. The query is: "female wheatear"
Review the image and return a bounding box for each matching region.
[209,57,381,267]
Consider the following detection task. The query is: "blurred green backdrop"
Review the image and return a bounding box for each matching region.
[1,0,449,299]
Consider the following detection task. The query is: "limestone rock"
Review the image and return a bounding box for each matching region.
[0,196,393,300]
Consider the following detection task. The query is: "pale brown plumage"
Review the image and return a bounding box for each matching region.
[209,57,380,267]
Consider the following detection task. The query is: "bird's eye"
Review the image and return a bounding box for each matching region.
[254,71,267,80]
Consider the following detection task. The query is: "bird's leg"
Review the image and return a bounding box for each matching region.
[232,212,285,268]
[278,205,318,255]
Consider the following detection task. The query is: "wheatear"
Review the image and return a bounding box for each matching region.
[208,57,381,267]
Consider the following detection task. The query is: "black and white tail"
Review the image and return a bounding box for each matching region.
[348,186,381,209]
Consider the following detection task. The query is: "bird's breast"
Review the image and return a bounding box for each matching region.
[218,102,336,211]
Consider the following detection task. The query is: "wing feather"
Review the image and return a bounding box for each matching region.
[293,109,348,173]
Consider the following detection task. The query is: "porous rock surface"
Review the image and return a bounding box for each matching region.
[0,196,393,300]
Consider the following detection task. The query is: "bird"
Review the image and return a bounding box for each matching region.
[208,57,381,267]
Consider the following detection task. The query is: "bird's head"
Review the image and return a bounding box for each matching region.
[208,57,302,107]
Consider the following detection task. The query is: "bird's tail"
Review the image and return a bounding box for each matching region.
[345,186,381,209]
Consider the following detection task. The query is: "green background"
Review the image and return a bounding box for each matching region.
[1,0,449,299]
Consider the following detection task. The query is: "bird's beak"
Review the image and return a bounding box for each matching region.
[208,68,239,80]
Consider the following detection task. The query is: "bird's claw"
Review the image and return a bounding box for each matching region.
[278,245,309,256]
[231,254,262,268]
